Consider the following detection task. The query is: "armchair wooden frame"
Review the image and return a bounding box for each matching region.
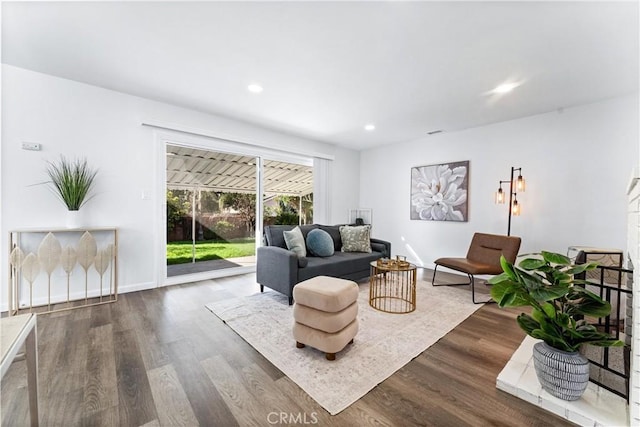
[431,232,521,304]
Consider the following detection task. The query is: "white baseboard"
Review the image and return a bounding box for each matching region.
[0,281,157,313]
[1,266,258,313]
[162,266,255,287]
[118,281,157,294]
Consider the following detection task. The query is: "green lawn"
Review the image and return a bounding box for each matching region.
[166,238,256,265]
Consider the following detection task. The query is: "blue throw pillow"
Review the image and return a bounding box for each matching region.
[306,229,335,257]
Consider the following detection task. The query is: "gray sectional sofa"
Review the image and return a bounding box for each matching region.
[256,224,391,304]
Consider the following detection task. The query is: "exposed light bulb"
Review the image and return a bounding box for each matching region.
[511,200,521,216]
[364,124,376,131]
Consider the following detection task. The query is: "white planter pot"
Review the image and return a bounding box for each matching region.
[66,210,82,229]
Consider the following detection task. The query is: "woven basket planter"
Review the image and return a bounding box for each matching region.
[532,342,590,401]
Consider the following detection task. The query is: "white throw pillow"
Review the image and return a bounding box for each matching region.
[283,226,307,257]
[339,225,372,253]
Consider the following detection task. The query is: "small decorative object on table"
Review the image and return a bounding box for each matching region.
[394,255,410,268]
[376,255,409,269]
[376,257,390,267]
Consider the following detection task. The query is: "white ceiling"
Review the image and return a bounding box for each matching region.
[2,2,638,151]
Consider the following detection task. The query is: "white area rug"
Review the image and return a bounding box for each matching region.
[205,280,482,415]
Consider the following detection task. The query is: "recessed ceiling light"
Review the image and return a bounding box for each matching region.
[247,83,263,93]
[491,82,521,94]
[364,124,376,131]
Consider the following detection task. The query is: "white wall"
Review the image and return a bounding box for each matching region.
[360,94,639,267]
[328,146,361,224]
[1,65,360,309]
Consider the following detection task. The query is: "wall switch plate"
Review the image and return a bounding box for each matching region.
[21,142,41,151]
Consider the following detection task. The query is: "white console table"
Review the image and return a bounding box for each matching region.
[8,228,118,315]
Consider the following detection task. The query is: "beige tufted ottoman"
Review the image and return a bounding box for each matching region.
[292,276,359,361]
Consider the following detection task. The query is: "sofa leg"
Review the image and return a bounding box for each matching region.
[325,353,336,361]
[296,341,305,349]
[260,284,264,293]
[289,296,293,306]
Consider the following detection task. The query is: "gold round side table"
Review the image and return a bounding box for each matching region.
[369,259,417,314]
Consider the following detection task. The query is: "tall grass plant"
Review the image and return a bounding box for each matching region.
[46,156,98,210]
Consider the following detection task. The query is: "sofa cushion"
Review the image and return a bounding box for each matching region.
[318,225,342,251]
[299,251,381,282]
[283,226,307,257]
[306,229,335,257]
[264,225,295,248]
[340,225,372,253]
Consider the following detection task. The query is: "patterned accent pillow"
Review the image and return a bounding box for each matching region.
[283,226,306,257]
[339,225,372,253]
[306,229,335,257]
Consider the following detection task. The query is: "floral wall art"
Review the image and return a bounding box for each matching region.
[410,160,469,222]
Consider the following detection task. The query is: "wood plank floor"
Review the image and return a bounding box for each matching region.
[1,270,574,426]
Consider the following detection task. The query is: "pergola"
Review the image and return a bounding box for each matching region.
[166,145,313,240]
[166,145,313,197]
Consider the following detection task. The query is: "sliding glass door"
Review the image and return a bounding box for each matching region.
[163,142,314,281]
[262,159,313,228]
[166,145,257,277]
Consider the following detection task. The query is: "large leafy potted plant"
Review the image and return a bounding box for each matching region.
[46,156,98,228]
[489,251,623,401]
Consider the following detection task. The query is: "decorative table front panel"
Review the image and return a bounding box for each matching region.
[8,228,118,315]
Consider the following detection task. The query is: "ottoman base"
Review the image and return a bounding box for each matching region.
[296,339,354,360]
[293,319,358,361]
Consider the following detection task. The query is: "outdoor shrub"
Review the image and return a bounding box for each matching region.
[275,212,299,225]
[213,220,236,238]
